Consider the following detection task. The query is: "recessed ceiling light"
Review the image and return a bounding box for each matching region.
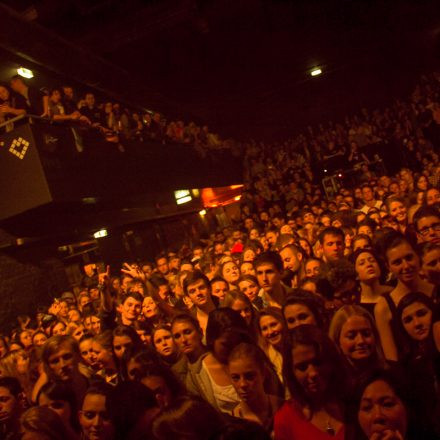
[17,67,34,78]
[311,68,322,77]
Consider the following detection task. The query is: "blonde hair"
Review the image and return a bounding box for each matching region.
[328,305,385,366]
[0,349,27,379]
[41,335,80,379]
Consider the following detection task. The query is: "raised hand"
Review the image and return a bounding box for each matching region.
[98,265,111,287]
[121,262,146,282]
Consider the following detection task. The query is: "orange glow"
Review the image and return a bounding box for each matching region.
[201,185,243,208]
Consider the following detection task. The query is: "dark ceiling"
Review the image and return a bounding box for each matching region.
[2,0,440,140]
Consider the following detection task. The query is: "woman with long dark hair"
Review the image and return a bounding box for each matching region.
[352,249,391,316]
[395,292,440,435]
[375,232,435,362]
[274,325,347,439]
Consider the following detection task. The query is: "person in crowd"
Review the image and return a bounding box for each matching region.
[132,361,186,409]
[182,271,217,334]
[352,370,438,440]
[395,292,440,434]
[360,184,383,214]
[419,242,440,285]
[220,261,240,289]
[10,75,48,116]
[414,205,440,245]
[38,335,90,405]
[0,84,26,131]
[0,350,35,404]
[36,381,80,438]
[375,232,435,362]
[152,395,226,440]
[237,275,264,309]
[79,383,115,440]
[151,324,187,381]
[107,380,159,439]
[274,325,347,439]
[223,290,256,329]
[279,243,304,288]
[20,406,72,440]
[210,277,230,302]
[255,252,293,308]
[319,227,346,263]
[258,307,287,385]
[352,249,392,316]
[92,330,119,385]
[0,377,23,439]
[282,293,325,331]
[228,342,283,433]
[329,305,386,385]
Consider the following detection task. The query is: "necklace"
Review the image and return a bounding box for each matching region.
[326,417,335,436]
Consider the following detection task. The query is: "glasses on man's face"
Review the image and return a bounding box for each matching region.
[419,222,440,237]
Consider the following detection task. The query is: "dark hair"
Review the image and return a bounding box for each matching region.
[282,325,347,406]
[210,276,228,287]
[171,313,202,335]
[413,205,440,231]
[37,381,80,432]
[283,292,325,329]
[107,381,157,439]
[152,395,224,440]
[237,274,259,286]
[183,270,210,295]
[134,361,186,401]
[382,231,417,263]
[206,308,251,354]
[351,234,372,251]
[253,251,283,273]
[396,292,435,356]
[318,226,344,245]
[112,325,142,348]
[417,242,440,260]
[347,370,413,440]
[122,291,143,304]
[0,376,22,397]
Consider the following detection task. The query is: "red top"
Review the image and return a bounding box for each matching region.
[274,400,345,440]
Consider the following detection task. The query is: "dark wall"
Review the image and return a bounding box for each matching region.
[0,247,69,333]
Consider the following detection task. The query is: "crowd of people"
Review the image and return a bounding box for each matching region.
[0,75,227,152]
[1,70,440,439]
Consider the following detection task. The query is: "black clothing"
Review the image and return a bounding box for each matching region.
[80,106,105,126]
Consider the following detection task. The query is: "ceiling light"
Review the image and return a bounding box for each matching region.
[93,229,108,238]
[17,67,34,78]
[199,209,207,216]
[310,68,322,77]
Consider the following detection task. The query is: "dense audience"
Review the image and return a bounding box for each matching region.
[0,72,440,439]
[0,76,228,153]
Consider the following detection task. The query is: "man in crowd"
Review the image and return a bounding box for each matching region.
[10,75,48,117]
[255,251,293,308]
[414,206,440,245]
[319,227,345,263]
[183,270,216,333]
[360,184,383,214]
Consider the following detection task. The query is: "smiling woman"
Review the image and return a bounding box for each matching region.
[258,308,287,386]
[329,305,385,387]
[374,232,435,362]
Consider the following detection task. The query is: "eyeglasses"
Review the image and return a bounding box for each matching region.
[419,222,440,236]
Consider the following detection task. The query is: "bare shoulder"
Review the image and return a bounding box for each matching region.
[374,295,392,319]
